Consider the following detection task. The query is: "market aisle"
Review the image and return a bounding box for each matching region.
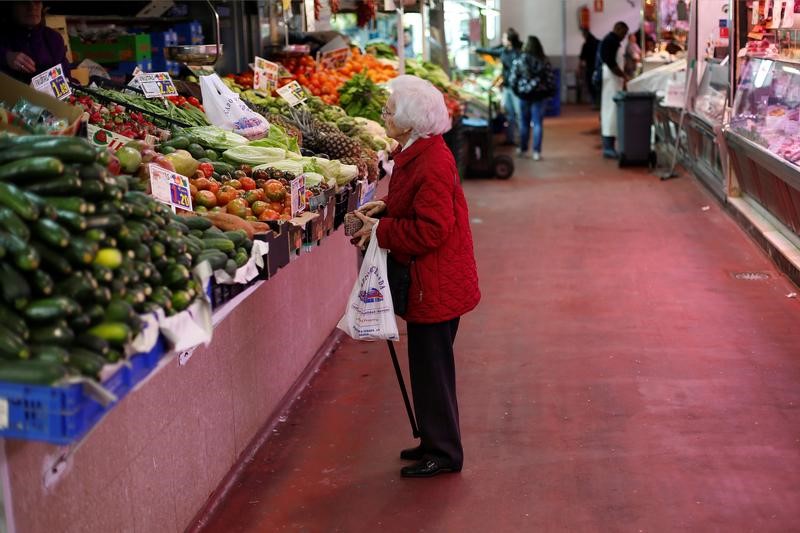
[200,108,800,533]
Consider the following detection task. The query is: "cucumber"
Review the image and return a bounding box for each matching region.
[30,345,69,365]
[93,285,112,306]
[163,263,191,289]
[23,296,81,321]
[20,192,57,220]
[203,226,223,236]
[128,202,151,219]
[105,299,136,323]
[163,136,190,150]
[68,348,105,377]
[0,181,39,220]
[224,258,238,276]
[242,238,253,252]
[149,286,173,310]
[76,333,110,356]
[86,304,106,325]
[28,269,54,296]
[78,162,107,182]
[43,196,90,214]
[202,237,235,253]
[167,220,190,234]
[0,232,39,271]
[150,241,166,260]
[69,313,92,331]
[30,320,74,346]
[0,262,30,308]
[92,264,114,284]
[66,237,99,266]
[183,216,213,230]
[55,272,97,303]
[87,322,131,346]
[55,209,87,231]
[33,218,70,248]
[234,249,249,268]
[211,161,236,176]
[79,179,105,198]
[0,324,29,359]
[171,290,192,312]
[85,214,124,231]
[133,243,151,262]
[84,228,107,242]
[0,206,30,240]
[0,156,64,182]
[197,250,228,270]
[0,137,96,164]
[32,242,72,276]
[0,304,28,339]
[24,174,82,196]
[0,360,65,384]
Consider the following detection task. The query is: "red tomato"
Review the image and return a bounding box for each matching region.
[258,209,280,221]
[227,179,242,190]
[226,198,249,218]
[195,177,211,190]
[216,185,238,206]
[198,162,214,178]
[251,200,269,216]
[207,179,220,195]
[239,176,256,191]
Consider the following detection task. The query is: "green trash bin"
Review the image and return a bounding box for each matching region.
[613,91,656,167]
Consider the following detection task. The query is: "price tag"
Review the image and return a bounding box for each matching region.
[277,80,307,107]
[30,64,71,101]
[753,0,761,25]
[137,72,178,99]
[149,164,194,211]
[317,47,350,70]
[86,124,134,153]
[290,174,306,216]
[253,56,280,95]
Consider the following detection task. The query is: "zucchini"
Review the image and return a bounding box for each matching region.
[105,349,122,363]
[23,296,81,321]
[92,264,114,284]
[0,206,30,240]
[167,220,190,234]
[0,232,39,271]
[85,304,106,325]
[171,290,192,312]
[85,213,124,231]
[32,218,69,248]
[0,156,64,182]
[203,226,223,236]
[211,161,236,176]
[79,179,105,198]
[202,237,235,253]
[0,360,65,384]
[55,272,97,302]
[84,228,107,242]
[55,208,87,231]
[24,174,82,196]
[234,249,249,268]
[197,250,228,270]
[0,304,28,339]
[105,299,136,323]
[76,333,110,356]
[224,258,238,276]
[43,196,90,214]
[69,313,92,331]
[150,241,166,260]
[0,137,96,164]
[68,348,105,377]
[0,324,29,359]
[93,285,112,306]
[149,286,173,311]
[66,237,99,266]
[32,242,72,276]
[78,162,107,182]
[163,263,191,289]
[87,322,131,346]
[128,202,151,219]
[30,322,74,346]
[20,192,56,220]
[30,345,69,365]
[0,181,39,220]
[28,269,54,296]
[224,230,248,247]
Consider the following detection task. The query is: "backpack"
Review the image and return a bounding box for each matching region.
[509,55,556,101]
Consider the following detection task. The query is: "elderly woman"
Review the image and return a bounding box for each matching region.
[352,75,480,478]
[0,1,70,84]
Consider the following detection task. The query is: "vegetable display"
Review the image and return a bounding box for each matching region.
[338,72,388,124]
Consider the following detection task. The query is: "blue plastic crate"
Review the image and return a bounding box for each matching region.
[129,336,166,385]
[0,363,130,445]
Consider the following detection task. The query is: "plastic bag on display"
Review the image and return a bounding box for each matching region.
[199,73,269,140]
[337,223,400,342]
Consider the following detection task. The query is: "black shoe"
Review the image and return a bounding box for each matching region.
[400,458,461,478]
[400,445,425,461]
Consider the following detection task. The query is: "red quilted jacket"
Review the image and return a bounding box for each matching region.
[375,135,480,324]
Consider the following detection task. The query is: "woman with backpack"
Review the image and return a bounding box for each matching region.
[508,36,555,160]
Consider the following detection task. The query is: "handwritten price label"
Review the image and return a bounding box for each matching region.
[149,164,193,212]
[253,56,279,95]
[317,47,350,70]
[31,64,71,101]
[137,72,178,99]
[277,80,307,107]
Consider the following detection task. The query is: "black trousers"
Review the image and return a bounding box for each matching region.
[406,317,463,468]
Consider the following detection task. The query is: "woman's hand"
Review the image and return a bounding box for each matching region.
[358,200,386,218]
[351,210,379,250]
[6,52,35,74]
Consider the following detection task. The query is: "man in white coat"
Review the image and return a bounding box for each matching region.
[599,21,630,159]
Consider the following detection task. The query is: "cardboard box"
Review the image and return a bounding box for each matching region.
[70,34,152,65]
[70,67,90,86]
[0,73,83,136]
[45,15,72,63]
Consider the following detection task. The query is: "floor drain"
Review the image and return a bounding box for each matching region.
[731,271,771,281]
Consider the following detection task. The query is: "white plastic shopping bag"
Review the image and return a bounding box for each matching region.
[337,223,400,341]
[199,73,269,139]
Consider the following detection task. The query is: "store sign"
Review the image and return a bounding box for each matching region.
[317,47,350,70]
[277,80,307,107]
[149,164,193,212]
[253,56,279,95]
[137,72,178,99]
[30,64,71,101]
[290,174,306,216]
[86,124,134,152]
[719,19,729,39]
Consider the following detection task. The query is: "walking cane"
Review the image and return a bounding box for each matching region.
[386,340,419,438]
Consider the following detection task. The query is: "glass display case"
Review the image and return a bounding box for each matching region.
[694,59,729,125]
[724,56,800,238]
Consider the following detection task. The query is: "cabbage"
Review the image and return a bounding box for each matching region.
[303,172,325,188]
[247,124,300,153]
[223,146,287,166]
[301,157,324,175]
[183,126,248,150]
[336,164,359,185]
[253,159,305,175]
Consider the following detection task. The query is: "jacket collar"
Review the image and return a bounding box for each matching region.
[392,135,443,170]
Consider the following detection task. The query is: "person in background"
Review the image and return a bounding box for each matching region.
[0,1,70,84]
[599,21,629,159]
[508,36,553,161]
[579,28,599,108]
[352,75,480,478]
[403,28,414,58]
[477,28,523,146]
[624,32,642,79]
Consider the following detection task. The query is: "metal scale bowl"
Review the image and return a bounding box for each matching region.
[164,0,223,66]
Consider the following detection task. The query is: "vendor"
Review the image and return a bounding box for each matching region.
[0,1,70,84]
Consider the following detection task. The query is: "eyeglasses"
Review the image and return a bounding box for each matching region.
[381,106,393,118]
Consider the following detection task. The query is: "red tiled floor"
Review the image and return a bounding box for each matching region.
[200,107,800,532]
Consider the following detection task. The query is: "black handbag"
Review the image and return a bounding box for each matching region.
[386,254,412,315]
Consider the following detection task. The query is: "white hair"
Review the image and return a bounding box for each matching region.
[388,75,452,139]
